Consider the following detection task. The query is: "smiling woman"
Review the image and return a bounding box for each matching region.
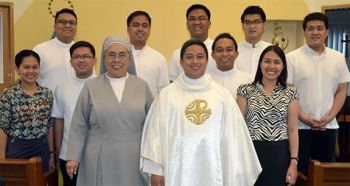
[0,49,55,173]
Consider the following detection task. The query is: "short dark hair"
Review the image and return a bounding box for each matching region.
[15,49,40,68]
[127,11,151,27]
[55,8,77,23]
[69,41,96,57]
[302,12,328,30]
[212,33,238,51]
[253,45,287,88]
[186,4,211,20]
[240,6,266,23]
[180,38,208,61]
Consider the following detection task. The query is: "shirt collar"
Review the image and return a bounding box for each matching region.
[53,37,74,48]
[242,40,265,48]
[176,73,214,91]
[303,44,327,56]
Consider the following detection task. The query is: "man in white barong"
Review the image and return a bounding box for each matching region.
[140,38,261,186]
[126,10,170,97]
[209,33,253,99]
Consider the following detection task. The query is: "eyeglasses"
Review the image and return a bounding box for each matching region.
[56,19,77,26]
[71,55,93,60]
[243,19,263,26]
[105,52,129,60]
[188,16,208,22]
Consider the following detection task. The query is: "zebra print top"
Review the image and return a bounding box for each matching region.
[238,82,298,141]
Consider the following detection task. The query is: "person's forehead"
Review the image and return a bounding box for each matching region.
[107,43,128,52]
[306,20,325,27]
[244,14,262,20]
[188,9,207,17]
[73,47,92,54]
[185,44,206,52]
[216,38,234,46]
[131,15,149,23]
[57,12,76,20]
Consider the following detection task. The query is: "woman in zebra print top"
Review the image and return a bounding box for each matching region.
[237,45,299,186]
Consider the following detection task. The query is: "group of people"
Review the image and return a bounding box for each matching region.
[0,3,349,186]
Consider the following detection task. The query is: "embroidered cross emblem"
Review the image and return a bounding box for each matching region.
[185,99,211,125]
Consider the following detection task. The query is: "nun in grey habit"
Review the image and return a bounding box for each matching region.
[65,36,153,186]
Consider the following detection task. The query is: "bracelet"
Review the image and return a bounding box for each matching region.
[290,157,299,162]
[50,151,56,154]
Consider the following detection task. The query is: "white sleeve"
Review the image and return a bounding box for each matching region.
[169,49,182,81]
[157,56,170,93]
[51,84,64,118]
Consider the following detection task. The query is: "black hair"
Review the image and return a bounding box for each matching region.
[240,6,266,23]
[69,41,96,57]
[253,45,287,88]
[127,10,151,26]
[180,38,208,61]
[55,8,77,23]
[302,12,328,30]
[15,49,40,68]
[186,4,211,20]
[212,32,238,51]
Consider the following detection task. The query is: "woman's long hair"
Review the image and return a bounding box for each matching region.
[252,45,287,88]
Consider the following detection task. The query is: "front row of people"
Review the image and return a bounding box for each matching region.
[1,12,349,186]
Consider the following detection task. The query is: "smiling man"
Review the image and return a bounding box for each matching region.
[169,4,218,82]
[141,38,261,186]
[125,11,169,96]
[234,6,271,77]
[51,41,96,186]
[209,33,253,98]
[33,8,77,92]
[287,12,350,175]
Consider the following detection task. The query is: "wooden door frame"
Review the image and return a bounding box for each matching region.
[322,4,350,13]
[0,2,14,92]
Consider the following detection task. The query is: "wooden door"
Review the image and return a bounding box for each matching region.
[0,2,14,93]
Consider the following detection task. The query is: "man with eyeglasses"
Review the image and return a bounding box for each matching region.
[51,41,96,186]
[234,6,271,77]
[125,10,169,96]
[34,8,77,92]
[169,4,218,82]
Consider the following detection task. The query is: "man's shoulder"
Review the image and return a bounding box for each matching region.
[325,47,345,57]
[145,46,166,60]
[287,46,305,57]
[33,39,55,51]
[235,69,253,79]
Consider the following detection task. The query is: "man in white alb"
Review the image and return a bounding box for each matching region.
[125,10,169,96]
[141,38,261,186]
[52,41,97,185]
[169,4,218,81]
[33,8,77,92]
[209,33,253,98]
[234,6,271,77]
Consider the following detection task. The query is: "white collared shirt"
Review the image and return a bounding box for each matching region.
[51,74,96,160]
[132,45,169,97]
[169,38,218,81]
[34,37,75,92]
[208,68,253,99]
[287,45,350,129]
[234,40,271,77]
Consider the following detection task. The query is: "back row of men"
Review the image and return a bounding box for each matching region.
[32,4,349,186]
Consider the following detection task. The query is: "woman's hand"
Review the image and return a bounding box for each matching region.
[286,160,298,185]
[151,174,164,186]
[66,160,79,179]
[49,153,56,170]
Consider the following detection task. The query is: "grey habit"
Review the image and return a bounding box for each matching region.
[66,36,153,186]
